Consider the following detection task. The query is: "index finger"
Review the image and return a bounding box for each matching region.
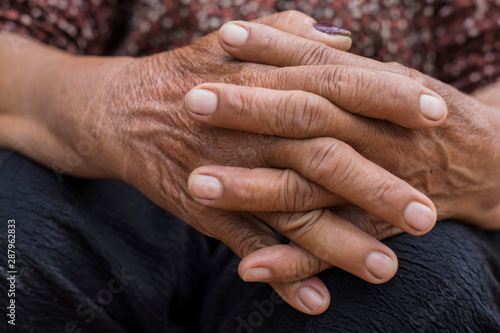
[219,20,411,77]
[216,22,447,128]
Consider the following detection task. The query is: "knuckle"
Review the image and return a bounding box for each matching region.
[364,179,399,207]
[296,94,321,135]
[215,216,266,257]
[258,134,282,166]
[237,233,268,258]
[324,65,361,109]
[262,33,283,58]
[278,91,317,137]
[386,62,426,84]
[321,65,344,99]
[281,10,302,23]
[271,212,294,232]
[241,180,268,208]
[274,209,326,239]
[385,62,411,76]
[350,71,374,112]
[389,81,405,104]
[345,69,385,114]
[294,42,331,65]
[225,64,270,87]
[306,139,355,187]
[407,68,427,84]
[301,251,325,277]
[279,170,298,212]
[275,93,294,135]
[286,252,324,281]
[279,169,310,212]
[337,206,401,240]
[256,10,301,27]
[236,88,258,119]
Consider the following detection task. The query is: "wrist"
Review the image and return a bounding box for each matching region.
[0,32,137,178]
[37,54,136,179]
[0,33,74,156]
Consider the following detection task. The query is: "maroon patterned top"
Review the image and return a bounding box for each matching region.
[1,0,499,93]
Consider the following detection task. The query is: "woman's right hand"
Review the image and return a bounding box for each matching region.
[0,11,446,314]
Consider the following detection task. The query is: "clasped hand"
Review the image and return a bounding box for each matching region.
[12,10,500,315]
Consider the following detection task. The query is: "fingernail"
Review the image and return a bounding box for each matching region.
[220,23,249,47]
[189,175,223,200]
[420,94,447,121]
[185,89,218,116]
[298,287,324,312]
[313,22,351,36]
[243,268,273,282]
[366,251,396,280]
[404,202,435,232]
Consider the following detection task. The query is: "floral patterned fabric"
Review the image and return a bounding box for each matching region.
[1,0,500,93]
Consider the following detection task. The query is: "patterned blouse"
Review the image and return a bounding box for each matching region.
[1,0,499,93]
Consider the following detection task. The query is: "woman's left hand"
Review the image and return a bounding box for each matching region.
[188,21,500,286]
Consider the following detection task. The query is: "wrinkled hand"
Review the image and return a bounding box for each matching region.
[188,19,500,298]
[13,11,450,314]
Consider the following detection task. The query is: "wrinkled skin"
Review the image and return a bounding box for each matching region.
[3,11,418,314]
[339,91,500,232]
[189,18,500,231]
[1,10,499,315]
[191,20,500,288]
[328,65,500,232]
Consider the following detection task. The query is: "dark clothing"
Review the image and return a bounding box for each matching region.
[0,150,499,332]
